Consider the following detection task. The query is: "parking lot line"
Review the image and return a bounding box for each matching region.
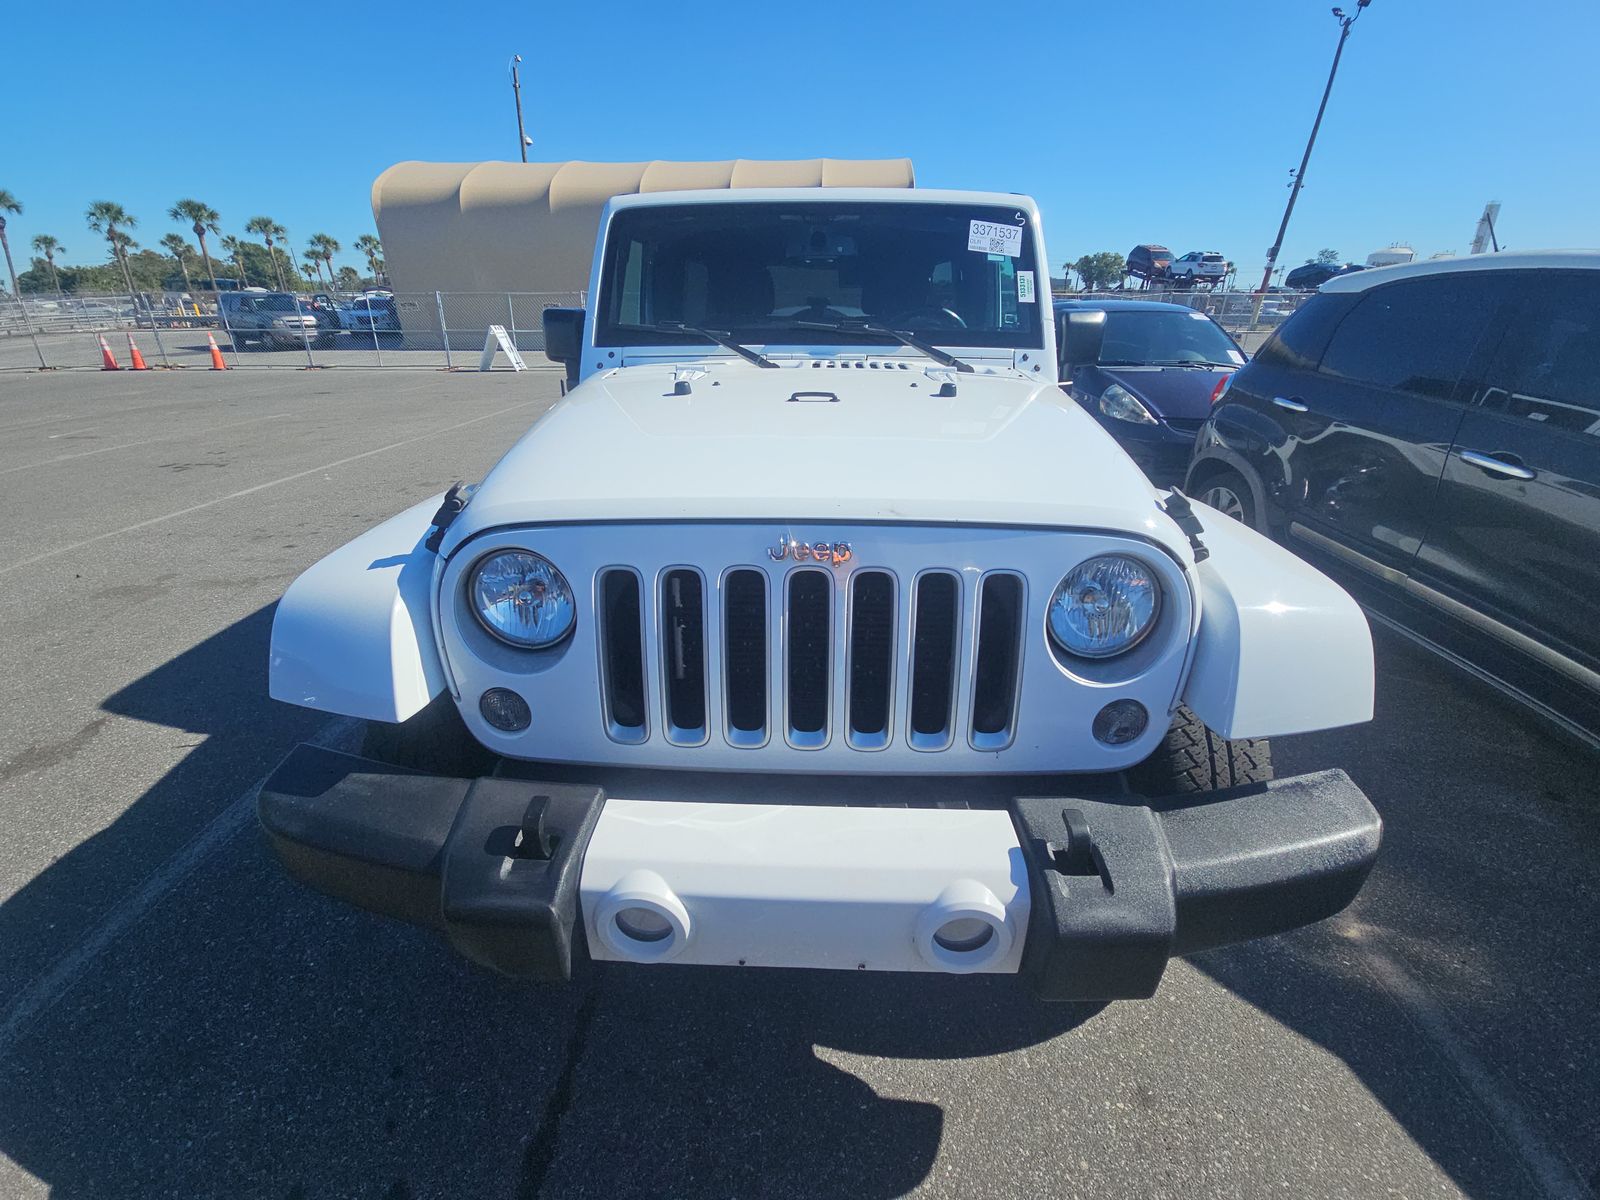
[0,717,361,1061]
[1335,919,1594,1200]
[0,399,537,577]
[0,412,293,477]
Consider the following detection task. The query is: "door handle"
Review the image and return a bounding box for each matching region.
[1459,449,1536,480]
[1272,396,1309,413]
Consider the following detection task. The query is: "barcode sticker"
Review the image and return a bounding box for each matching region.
[1016,271,1036,303]
[968,220,1023,257]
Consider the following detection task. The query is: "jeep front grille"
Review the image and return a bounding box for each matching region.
[594,564,1024,753]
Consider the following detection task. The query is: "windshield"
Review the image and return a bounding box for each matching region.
[596,201,1044,350]
[1098,311,1244,367]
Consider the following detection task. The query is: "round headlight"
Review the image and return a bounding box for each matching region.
[1048,555,1161,659]
[470,550,576,648]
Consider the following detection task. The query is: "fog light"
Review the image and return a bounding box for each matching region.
[480,687,531,732]
[1093,699,1148,745]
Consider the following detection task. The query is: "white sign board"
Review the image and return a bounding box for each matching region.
[968,220,1023,257]
[480,324,527,372]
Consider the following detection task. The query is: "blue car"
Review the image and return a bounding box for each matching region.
[1055,299,1246,485]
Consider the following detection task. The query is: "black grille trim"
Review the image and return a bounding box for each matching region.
[596,568,648,743]
[785,569,833,748]
[660,568,708,745]
[847,571,896,749]
[722,568,769,746]
[907,571,961,750]
[970,572,1025,748]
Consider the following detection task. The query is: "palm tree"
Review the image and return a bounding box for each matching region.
[302,253,323,289]
[219,235,249,286]
[0,190,24,299]
[168,199,222,294]
[354,234,384,285]
[86,200,139,296]
[246,216,288,290]
[307,233,340,291]
[160,233,196,293]
[31,233,65,298]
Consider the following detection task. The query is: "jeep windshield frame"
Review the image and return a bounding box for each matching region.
[594,200,1046,353]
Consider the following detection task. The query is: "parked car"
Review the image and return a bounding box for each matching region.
[1126,244,1174,287]
[1169,251,1228,288]
[1056,299,1245,485]
[259,187,1380,1004]
[338,294,401,335]
[304,294,343,345]
[1284,262,1364,292]
[219,291,320,349]
[1187,252,1600,742]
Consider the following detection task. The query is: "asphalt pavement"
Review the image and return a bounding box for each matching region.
[0,367,1594,1199]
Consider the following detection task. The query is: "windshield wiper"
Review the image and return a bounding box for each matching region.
[794,319,975,373]
[638,321,779,369]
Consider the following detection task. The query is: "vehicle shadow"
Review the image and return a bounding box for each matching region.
[0,603,1097,1200]
[1192,630,1600,1199]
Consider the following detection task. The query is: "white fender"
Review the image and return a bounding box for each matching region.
[269,494,446,723]
[1182,513,1374,740]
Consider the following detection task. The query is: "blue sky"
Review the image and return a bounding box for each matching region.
[5,0,1596,282]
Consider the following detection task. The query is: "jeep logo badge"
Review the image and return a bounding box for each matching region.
[767,535,853,566]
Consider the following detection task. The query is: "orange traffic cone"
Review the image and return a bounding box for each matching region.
[98,335,121,371]
[206,332,228,371]
[126,333,150,371]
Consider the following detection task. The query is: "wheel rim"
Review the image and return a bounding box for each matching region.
[1201,484,1246,522]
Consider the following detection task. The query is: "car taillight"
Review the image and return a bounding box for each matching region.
[1210,374,1234,405]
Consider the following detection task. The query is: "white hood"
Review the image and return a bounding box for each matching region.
[444,359,1189,558]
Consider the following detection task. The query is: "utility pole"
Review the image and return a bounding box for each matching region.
[1256,1,1371,297]
[510,54,529,163]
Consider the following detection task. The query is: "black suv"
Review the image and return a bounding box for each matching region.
[1186,255,1600,742]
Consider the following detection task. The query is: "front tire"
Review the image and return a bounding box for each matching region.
[1128,706,1272,795]
[1196,466,1256,527]
[361,691,494,776]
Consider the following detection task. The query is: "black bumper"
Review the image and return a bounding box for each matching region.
[257,745,1380,1000]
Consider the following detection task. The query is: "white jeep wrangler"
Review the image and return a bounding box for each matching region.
[261,189,1379,1000]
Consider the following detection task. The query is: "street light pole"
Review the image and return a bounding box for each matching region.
[1256,1,1370,296]
[510,54,529,163]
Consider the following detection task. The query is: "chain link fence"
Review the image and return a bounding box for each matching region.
[2,285,1306,370]
[0,290,585,371]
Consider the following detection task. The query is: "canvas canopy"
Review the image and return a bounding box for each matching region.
[371,158,917,295]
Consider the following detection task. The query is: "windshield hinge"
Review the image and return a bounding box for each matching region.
[1161,489,1210,563]
[424,481,469,555]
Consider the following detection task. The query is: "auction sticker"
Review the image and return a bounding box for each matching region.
[969,220,1023,257]
[1016,271,1036,303]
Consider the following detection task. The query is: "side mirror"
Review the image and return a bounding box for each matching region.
[1058,310,1106,376]
[543,307,585,383]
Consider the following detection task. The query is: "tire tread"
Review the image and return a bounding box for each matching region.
[1129,705,1272,794]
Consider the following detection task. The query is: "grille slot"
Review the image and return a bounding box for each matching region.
[597,569,647,742]
[847,571,895,749]
[661,569,707,744]
[971,573,1024,747]
[785,570,833,747]
[908,572,960,749]
[723,569,768,745]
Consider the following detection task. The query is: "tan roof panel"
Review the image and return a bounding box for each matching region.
[372,157,915,295]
